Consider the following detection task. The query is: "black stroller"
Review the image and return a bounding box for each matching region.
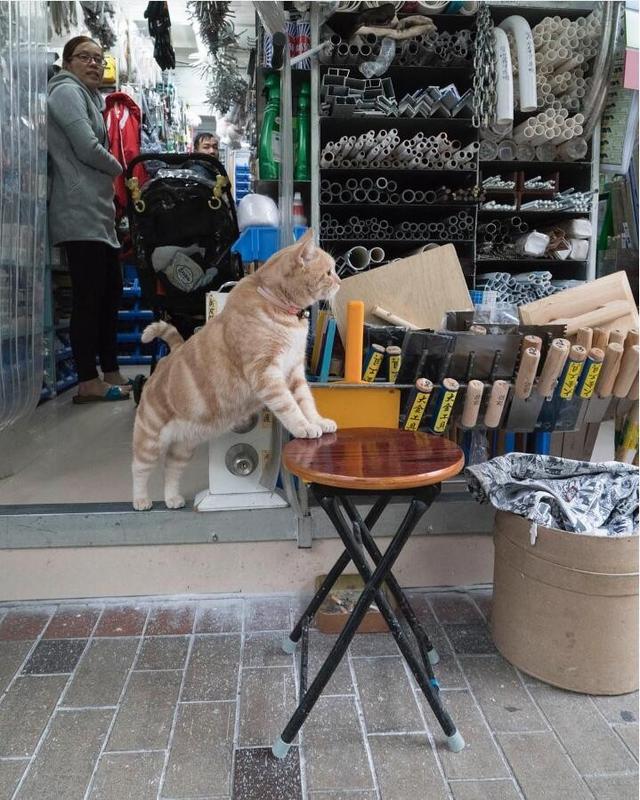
[124,153,242,402]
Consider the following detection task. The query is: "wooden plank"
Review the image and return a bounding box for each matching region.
[331,244,473,344]
[519,272,638,335]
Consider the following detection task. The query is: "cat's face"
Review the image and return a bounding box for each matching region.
[265,229,341,307]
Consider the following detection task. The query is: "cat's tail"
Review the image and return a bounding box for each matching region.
[141,321,184,351]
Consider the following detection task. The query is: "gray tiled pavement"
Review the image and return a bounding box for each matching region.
[0,590,637,799]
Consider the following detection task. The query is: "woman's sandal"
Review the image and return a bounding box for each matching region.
[72,386,130,404]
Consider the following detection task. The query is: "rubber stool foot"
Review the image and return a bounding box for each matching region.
[272,736,292,759]
[281,636,298,655]
[447,730,465,752]
[427,647,440,666]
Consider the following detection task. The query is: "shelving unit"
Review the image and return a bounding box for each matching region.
[117,265,154,366]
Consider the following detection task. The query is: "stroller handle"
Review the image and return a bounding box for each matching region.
[126,152,231,181]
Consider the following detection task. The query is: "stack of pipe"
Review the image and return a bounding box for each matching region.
[320,178,481,205]
[484,9,602,162]
[320,130,479,170]
[320,210,474,241]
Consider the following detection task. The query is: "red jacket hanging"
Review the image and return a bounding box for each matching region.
[104,92,148,216]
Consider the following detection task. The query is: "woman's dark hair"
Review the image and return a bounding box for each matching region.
[62,36,100,65]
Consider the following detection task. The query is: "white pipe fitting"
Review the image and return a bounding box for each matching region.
[493,27,514,125]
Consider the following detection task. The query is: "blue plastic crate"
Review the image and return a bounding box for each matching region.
[232,226,307,262]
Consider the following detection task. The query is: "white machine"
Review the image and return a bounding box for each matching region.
[194,287,288,512]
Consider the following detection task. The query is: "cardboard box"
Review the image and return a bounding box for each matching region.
[314,573,392,635]
[491,510,638,695]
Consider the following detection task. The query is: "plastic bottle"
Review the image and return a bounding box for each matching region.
[292,192,306,227]
[259,72,281,180]
[294,81,310,181]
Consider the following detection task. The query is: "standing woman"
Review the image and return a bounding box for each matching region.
[48,36,131,403]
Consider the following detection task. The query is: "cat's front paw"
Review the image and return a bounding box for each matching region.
[165,494,186,510]
[317,417,337,433]
[133,496,153,511]
[291,421,323,439]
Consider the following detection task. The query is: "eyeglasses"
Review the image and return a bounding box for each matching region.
[71,53,106,67]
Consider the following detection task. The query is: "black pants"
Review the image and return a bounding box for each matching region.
[63,241,122,382]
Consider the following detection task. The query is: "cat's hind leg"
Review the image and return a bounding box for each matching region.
[132,438,162,511]
[164,439,196,509]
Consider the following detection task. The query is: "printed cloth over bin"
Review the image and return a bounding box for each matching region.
[465,454,638,539]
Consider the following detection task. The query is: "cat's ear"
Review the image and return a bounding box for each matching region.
[294,228,317,268]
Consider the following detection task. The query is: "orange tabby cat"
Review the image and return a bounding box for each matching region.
[132,229,340,511]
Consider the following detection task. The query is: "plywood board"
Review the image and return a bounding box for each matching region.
[331,244,473,343]
[519,272,638,334]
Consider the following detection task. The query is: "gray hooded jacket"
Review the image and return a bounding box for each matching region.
[47,70,122,248]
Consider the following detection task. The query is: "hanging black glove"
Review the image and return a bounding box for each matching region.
[144,1,176,71]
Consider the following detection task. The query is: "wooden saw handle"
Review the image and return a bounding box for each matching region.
[484,380,509,428]
[461,379,484,428]
[625,329,639,350]
[608,329,627,346]
[551,300,630,336]
[536,338,570,397]
[371,306,419,330]
[592,328,610,350]
[514,347,541,400]
[596,342,624,398]
[522,334,542,352]
[575,327,593,351]
[613,345,640,398]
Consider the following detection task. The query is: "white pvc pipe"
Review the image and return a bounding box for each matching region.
[493,28,514,125]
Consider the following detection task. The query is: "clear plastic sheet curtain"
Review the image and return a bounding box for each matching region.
[0,1,47,434]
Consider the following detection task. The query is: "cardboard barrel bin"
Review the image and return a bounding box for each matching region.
[491,510,639,695]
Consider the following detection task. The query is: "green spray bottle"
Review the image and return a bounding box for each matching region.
[294,81,310,181]
[259,72,280,180]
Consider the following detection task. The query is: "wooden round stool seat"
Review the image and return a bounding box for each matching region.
[283,428,465,491]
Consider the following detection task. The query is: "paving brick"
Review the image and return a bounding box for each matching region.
[107,670,181,751]
[449,780,521,800]
[368,733,449,800]
[306,630,354,695]
[430,593,484,624]
[308,794,376,800]
[88,752,165,800]
[95,605,147,637]
[43,606,100,639]
[238,667,297,747]
[243,631,293,668]
[0,609,52,640]
[163,701,235,798]
[303,695,375,793]
[530,683,636,775]
[430,690,509,780]
[352,656,423,734]
[245,597,291,632]
[443,624,497,655]
[0,759,28,797]
[135,635,189,671]
[182,635,241,702]
[498,731,592,800]
[63,638,138,708]
[613,723,639,760]
[146,604,195,636]
[232,747,302,800]
[460,656,548,733]
[22,639,87,675]
[195,599,243,633]
[468,589,493,622]
[0,640,32,693]
[15,708,112,800]
[0,675,66,757]
[350,632,399,658]
[585,773,640,800]
[592,692,638,724]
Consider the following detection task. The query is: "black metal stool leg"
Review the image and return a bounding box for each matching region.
[282,548,352,654]
[341,496,440,670]
[272,494,429,759]
[326,496,464,752]
[282,495,390,654]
